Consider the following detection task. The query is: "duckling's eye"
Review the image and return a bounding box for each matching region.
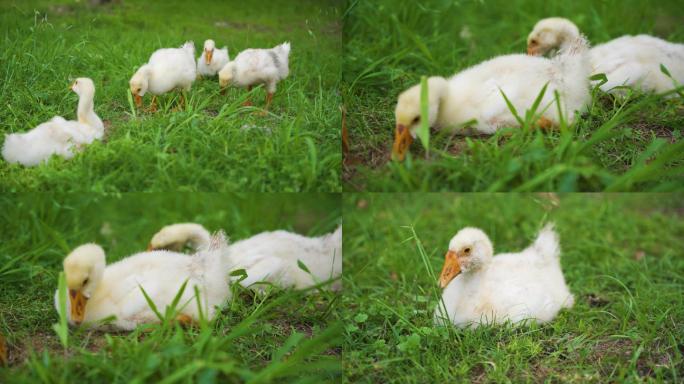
[412,116,420,124]
[83,278,89,286]
[530,39,538,45]
[463,247,471,255]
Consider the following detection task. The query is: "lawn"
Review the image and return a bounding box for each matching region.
[0,193,342,382]
[0,0,342,192]
[342,193,684,382]
[342,0,684,192]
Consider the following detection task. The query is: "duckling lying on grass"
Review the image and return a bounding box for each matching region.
[2,78,104,167]
[129,41,196,112]
[434,223,574,328]
[54,232,231,330]
[528,17,684,95]
[392,37,591,161]
[197,39,230,77]
[148,222,342,292]
[218,42,291,112]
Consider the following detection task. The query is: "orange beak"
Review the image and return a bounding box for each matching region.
[527,44,539,56]
[147,243,155,251]
[392,124,414,162]
[205,49,213,64]
[68,82,75,91]
[134,93,142,107]
[68,289,88,325]
[438,250,462,288]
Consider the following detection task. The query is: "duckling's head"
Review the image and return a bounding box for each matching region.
[393,77,446,161]
[70,77,95,97]
[129,66,150,107]
[62,244,106,325]
[204,39,216,64]
[438,227,494,288]
[527,17,580,56]
[218,62,236,89]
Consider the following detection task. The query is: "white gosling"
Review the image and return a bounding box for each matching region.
[392,37,591,161]
[218,42,291,111]
[148,222,342,292]
[129,41,196,111]
[2,77,104,167]
[197,39,230,77]
[54,233,231,330]
[434,223,574,328]
[528,17,684,94]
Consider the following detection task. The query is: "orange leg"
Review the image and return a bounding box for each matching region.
[172,92,186,112]
[536,116,555,130]
[175,314,196,328]
[258,92,274,115]
[265,92,273,109]
[0,334,7,366]
[149,96,158,113]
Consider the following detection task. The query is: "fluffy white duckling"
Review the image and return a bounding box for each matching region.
[2,78,104,167]
[197,39,230,77]
[434,223,574,328]
[148,222,342,292]
[392,38,591,161]
[527,17,684,94]
[218,42,291,110]
[54,233,231,330]
[129,41,196,111]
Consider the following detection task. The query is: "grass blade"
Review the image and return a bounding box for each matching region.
[417,76,430,155]
[139,284,164,322]
[51,271,69,349]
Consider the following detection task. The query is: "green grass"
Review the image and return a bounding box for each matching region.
[342,193,684,382]
[342,0,684,191]
[0,193,342,382]
[0,0,342,192]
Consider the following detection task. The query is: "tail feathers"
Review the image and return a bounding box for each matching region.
[196,230,230,270]
[554,35,591,80]
[199,230,229,252]
[558,34,590,57]
[324,225,342,250]
[531,222,560,260]
[275,41,291,57]
[2,133,65,167]
[562,293,575,309]
[2,134,26,164]
[182,41,195,55]
[553,35,591,116]
[220,46,230,61]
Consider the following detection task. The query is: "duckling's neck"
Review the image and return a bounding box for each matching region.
[556,25,581,51]
[77,92,103,131]
[185,227,211,250]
